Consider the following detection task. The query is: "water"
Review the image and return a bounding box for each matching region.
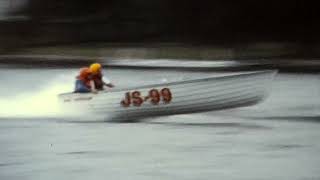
[0,1,9,17]
[0,0,28,20]
[0,67,320,180]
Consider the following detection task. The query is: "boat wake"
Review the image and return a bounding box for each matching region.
[0,75,73,118]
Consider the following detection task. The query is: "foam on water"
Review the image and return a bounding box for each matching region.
[0,74,74,118]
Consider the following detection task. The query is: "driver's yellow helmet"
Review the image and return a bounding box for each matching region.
[89,63,102,74]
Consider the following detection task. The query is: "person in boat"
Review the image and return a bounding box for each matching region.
[90,63,114,90]
[74,63,114,93]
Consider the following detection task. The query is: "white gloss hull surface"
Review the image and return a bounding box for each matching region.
[58,70,277,121]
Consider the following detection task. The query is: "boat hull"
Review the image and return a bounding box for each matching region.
[58,70,277,120]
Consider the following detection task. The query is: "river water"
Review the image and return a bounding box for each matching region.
[0,67,320,180]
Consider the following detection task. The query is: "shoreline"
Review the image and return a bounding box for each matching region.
[1,54,320,72]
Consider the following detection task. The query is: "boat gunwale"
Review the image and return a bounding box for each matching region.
[59,70,277,97]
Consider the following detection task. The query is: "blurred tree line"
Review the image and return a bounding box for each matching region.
[1,0,319,51]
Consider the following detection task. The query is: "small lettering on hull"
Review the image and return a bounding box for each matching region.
[74,97,93,101]
[63,97,92,102]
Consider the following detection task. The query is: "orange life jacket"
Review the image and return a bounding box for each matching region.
[77,67,92,88]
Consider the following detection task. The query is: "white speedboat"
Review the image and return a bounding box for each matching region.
[58,70,277,121]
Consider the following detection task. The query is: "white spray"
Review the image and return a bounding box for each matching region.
[0,74,74,118]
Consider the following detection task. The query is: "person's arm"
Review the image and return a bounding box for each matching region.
[103,82,114,88]
[90,80,98,93]
[102,77,114,88]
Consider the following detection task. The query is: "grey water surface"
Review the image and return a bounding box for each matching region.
[0,67,320,180]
